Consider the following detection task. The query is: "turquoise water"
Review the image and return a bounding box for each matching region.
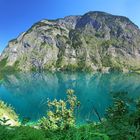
[0,72,140,124]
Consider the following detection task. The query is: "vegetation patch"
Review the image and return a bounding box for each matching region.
[39,89,79,130]
[0,101,19,126]
[0,90,140,139]
[0,57,20,74]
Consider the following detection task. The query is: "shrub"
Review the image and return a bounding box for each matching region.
[39,89,80,130]
[0,101,19,126]
[106,99,128,121]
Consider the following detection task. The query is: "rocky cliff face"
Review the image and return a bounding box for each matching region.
[1,11,140,72]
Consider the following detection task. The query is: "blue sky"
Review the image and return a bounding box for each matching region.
[0,0,140,52]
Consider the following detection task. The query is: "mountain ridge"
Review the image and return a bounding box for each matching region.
[1,11,140,72]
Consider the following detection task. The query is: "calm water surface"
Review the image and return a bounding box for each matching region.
[0,72,140,124]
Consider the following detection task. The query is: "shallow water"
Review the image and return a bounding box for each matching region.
[0,72,140,124]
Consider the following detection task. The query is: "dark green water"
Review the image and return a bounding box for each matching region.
[0,72,140,124]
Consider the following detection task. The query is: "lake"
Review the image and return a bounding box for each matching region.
[0,72,140,124]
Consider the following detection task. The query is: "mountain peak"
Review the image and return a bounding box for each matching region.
[85,11,112,16]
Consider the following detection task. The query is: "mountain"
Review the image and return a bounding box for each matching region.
[1,11,140,72]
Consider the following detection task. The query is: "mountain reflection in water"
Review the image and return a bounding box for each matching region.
[0,72,140,124]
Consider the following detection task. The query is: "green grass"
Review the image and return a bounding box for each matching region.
[0,126,46,140]
[0,124,110,140]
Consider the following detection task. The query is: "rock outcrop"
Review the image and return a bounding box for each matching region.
[1,11,140,72]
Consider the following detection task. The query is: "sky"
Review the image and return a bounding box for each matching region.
[0,0,140,52]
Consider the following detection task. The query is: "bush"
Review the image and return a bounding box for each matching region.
[0,101,19,126]
[39,89,80,130]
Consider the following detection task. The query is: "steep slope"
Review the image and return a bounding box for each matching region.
[1,11,140,72]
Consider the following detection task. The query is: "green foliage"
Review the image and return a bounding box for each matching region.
[30,66,37,72]
[101,40,113,47]
[56,61,93,72]
[109,65,123,72]
[1,90,140,139]
[0,57,8,69]
[70,30,83,49]
[76,61,93,72]
[0,57,20,74]
[100,93,140,140]
[101,55,112,67]
[43,126,109,140]
[106,99,128,121]
[0,101,19,126]
[95,32,105,38]
[0,124,110,140]
[39,89,79,130]
[63,64,79,71]
[0,126,46,140]
[56,56,66,68]
[101,54,124,72]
